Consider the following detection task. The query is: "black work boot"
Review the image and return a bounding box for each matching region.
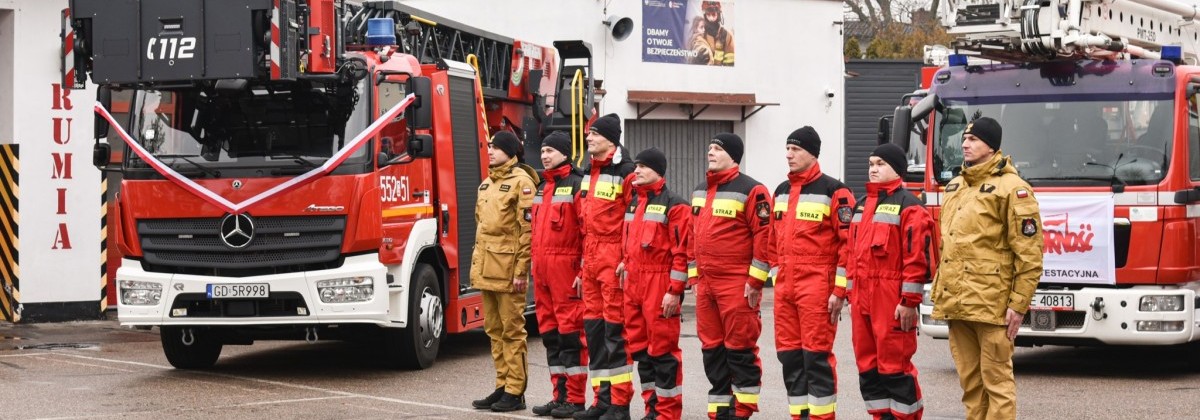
[472,387,504,409]
[533,400,564,416]
[491,392,526,412]
[573,404,609,420]
[552,403,585,418]
[598,405,631,420]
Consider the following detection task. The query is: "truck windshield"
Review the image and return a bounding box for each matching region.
[124,79,370,177]
[933,97,1174,186]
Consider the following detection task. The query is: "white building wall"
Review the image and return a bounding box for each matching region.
[403,0,846,187]
[4,0,101,305]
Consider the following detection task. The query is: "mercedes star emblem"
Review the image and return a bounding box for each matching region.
[219,213,255,249]
[232,179,244,190]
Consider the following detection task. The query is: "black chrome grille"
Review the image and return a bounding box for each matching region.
[1022,310,1086,330]
[170,292,309,318]
[138,216,345,276]
[956,4,1002,26]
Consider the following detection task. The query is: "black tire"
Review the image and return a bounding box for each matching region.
[384,263,443,369]
[160,326,223,369]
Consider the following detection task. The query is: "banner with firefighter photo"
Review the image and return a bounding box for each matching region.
[1038,195,1116,285]
[642,0,735,66]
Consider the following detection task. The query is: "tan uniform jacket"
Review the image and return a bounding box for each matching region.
[932,152,1044,325]
[471,158,537,292]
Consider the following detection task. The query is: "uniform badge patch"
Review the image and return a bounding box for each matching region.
[1022,218,1038,237]
[499,184,511,192]
[522,187,532,195]
[1016,189,1029,199]
[774,211,784,220]
[837,206,853,224]
[945,183,959,192]
[692,206,701,215]
[756,202,771,225]
[524,208,532,222]
[980,184,996,193]
[479,184,489,191]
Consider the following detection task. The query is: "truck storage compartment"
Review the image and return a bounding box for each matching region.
[71,0,274,84]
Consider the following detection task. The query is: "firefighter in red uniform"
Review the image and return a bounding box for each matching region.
[531,131,589,418]
[848,144,935,420]
[616,148,690,420]
[575,113,637,420]
[689,133,772,420]
[767,127,855,420]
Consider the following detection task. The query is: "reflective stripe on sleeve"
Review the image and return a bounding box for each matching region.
[552,195,574,203]
[902,282,924,294]
[670,270,688,282]
[835,267,848,288]
[749,259,770,281]
[643,213,668,224]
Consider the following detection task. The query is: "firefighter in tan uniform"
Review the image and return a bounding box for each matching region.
[471,131,540,413]
[931,117,1043,420]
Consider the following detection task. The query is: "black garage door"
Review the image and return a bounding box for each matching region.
[624,120,734,198]
[844,60,924,194]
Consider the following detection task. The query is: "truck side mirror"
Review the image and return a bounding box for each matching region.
[93,143,111,169]
[877,115,894,145]
[409,134,434,158]
[890,105,913,151]
[95,86,112,140]
[910,93,942,122]
[406,76,432,130]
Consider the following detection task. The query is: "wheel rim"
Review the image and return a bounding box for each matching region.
[418,286,443,349]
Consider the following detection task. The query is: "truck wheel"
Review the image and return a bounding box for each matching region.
[385,263,443,369]
[160,326,223,369]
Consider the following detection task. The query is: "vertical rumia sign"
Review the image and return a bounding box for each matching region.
[643,0,736,66]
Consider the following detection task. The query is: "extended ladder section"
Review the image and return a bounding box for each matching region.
[347,1,520,98]
[940,0,1200,62]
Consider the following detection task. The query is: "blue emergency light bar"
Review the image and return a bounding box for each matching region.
[948,54,969,67]
[367,18,396,46]
[1161,45,1182,63]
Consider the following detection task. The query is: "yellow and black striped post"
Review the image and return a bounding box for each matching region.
[100,170,108,314]
[1,144,19,323]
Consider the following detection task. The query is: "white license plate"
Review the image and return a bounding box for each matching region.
[207,283,269,299]
[1030,292,1073,310]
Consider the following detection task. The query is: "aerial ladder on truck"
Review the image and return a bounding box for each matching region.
[67,0,596,369]
[883,0,1200,347]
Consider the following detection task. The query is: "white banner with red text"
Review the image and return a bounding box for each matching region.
[1039,195,1116,285]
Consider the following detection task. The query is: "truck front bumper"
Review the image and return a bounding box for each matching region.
[116,254,391,326]
[919,284,1200,346]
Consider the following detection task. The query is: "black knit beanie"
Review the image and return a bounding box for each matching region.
[871,143,908,176]
[635,147,668,177]
[541,131,572,159]
[964,117,1002,151]
[710,133,744,164]
[590,113,622,146]
[491,131,522,160]
[786,126,821,158]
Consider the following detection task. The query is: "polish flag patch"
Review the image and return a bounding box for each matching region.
[1016,189,1029,199]
[522,188,532,195]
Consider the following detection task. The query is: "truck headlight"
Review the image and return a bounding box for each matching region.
[1136,320,1185,332]
[316,276,374,303]
[922,288,933,306]
[1139,295,1184,312]
[120,280,162,305]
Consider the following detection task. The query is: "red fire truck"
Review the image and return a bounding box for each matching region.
[884,0,1200,347]
[68,0,594,369]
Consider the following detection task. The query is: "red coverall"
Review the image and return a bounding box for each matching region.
[689,166,772,419]
[579,148,637,408]
[621,178,690,420]
[531,162,588,406]
[767,162,856,420]
[848,178,936,420]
